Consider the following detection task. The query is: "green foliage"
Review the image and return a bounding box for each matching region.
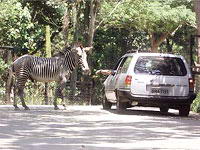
[0,0,42,53]
[0,58,8,74]
[21,0,65,27]
[101,0,196,33]
[100,0,196,52]
[92,27,149,71]
[0,0,66,55]
[0,58,8,102]
[24,81,45,105]
[0,58,8,86]
[191,93,200,113]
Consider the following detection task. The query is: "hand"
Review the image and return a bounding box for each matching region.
[96,69,112,75]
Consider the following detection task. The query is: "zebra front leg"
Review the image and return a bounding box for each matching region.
[53,82,66,110]
[60,82,67,110]
[53,86,60,110]
[18,88,30,110]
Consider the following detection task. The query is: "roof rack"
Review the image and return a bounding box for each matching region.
[126,49,150,53]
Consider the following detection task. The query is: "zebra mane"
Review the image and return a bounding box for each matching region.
[53,46,72,57]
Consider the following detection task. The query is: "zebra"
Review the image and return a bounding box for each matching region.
[8,44,92,110]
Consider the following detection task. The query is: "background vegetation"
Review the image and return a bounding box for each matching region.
[0,0,200,112]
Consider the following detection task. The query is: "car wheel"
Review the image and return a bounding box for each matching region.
[179,105,190,117]
[159,107,169,113]
[117,100,127,110]
[116,91,127,111]
[102,95,112,110]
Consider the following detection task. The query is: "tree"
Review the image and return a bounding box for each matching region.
[60,0,100,102]
[194,0,200,63]
[21,0,66,55]
[0,0,36,103]
[0,0,36,53]
[100,0,196,52]
[44,25,52,105]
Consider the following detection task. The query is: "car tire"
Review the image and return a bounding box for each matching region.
[179,105,190,117]
[102,95,112,110]
[117,100,127,110]
[160,107,169,113]
[116,91,127,111]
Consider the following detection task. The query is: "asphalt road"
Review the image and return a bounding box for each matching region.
[0,105,200,150]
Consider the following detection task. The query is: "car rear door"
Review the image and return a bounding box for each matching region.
[131,56,189,97]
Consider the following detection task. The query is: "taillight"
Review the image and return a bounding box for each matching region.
[125,75,132,87]
[189,78,194,92]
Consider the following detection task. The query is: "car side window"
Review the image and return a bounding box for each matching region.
[113,58,123,70]
[117,56,132,74]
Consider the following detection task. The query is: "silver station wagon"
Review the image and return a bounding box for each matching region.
[102,52,196,116]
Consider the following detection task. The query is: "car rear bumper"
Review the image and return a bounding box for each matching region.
[117,90,196,106]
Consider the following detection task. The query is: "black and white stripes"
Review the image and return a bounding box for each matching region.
[10,45,91,110]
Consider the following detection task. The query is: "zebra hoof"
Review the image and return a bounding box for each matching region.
[54,106,59,110]
[14,107,20,111]
[62,104,66,109]
[24,107,30,110]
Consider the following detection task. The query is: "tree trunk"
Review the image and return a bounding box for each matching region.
[151,37,159,53]
[62,8,69,45]
[166,38,173,53]
[44,25,52,105]
[45,25,51,58]
[5,50,13,104]
[150,25,182,53]
[193,0,200,94]
[82,0,99,105]
[150,32,169,53]
[194,0,200,64]
[87,0,98,47]
[70,2,80,100]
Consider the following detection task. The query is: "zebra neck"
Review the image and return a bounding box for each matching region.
[64,51,77,72]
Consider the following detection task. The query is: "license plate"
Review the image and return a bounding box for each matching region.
[151,88,169,95]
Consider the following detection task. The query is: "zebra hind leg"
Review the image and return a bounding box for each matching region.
[13,83,20,110]
[18,88,30,110]
[60,82,67,110]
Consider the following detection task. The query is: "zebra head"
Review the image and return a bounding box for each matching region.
[72,45,92,75]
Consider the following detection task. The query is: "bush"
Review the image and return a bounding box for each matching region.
[191,93,200,113]
[0,58,8,102]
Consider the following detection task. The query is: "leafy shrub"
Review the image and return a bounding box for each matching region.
[191,93,200,113]
[0,58,8,101]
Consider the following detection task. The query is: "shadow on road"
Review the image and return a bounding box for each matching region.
[109,107,200,121]
[0,105,200,150]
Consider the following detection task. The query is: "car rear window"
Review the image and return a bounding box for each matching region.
[134,56,187,76]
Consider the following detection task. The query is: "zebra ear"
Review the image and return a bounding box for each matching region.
[83,47,93,52]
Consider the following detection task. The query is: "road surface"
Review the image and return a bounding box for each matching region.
[0,105,200,150]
